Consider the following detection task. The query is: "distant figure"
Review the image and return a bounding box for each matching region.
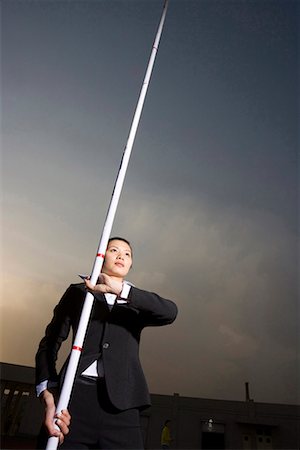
[161,419,173,449]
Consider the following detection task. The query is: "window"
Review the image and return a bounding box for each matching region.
[256,427,273,449]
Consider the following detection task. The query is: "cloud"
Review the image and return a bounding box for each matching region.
[0,274,72,369]
[115,190,298,402]
[1,170,298,404]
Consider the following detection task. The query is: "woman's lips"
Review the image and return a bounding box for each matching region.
[115,262,124,267]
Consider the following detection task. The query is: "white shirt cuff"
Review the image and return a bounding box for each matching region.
[36,379,58,397]
[120,282,131,299]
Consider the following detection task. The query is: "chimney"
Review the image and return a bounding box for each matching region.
[245,382,252,401]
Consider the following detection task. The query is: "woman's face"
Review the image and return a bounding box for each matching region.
[102,239,132,279]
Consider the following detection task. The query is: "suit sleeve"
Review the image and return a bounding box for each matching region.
[35,285,73,385]
[127,286,178,327]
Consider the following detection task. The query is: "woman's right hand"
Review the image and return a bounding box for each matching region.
[40,389,71,444]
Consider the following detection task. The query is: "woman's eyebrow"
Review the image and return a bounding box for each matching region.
[108,245,131,254]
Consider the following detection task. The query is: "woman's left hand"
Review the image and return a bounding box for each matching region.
[84,274,123,296]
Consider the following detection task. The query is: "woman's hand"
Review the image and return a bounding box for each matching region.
[85,274,123,296]
[40,389,71,444]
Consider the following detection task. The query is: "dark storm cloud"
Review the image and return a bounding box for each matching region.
[1,0,298,404]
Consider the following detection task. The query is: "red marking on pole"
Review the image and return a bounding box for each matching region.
[97,253,105,258]
[72,346,82,352]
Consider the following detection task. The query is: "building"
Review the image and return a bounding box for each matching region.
[1,362,299,449]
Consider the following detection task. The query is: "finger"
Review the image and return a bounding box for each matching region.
[84,279,94,290]
[58,410,71,424]
[56,418,69,435]
[92,283,107,293]
[55,411,71,429]
[46,424,60,439]
[60,409,71,424]
[59,431,65,445]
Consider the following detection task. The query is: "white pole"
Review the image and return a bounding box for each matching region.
[46,1,169,449]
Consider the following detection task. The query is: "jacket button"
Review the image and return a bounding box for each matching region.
[103,343,109,349]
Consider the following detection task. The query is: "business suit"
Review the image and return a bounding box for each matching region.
[36,282,177,448]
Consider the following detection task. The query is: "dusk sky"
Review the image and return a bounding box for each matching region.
[1,0,298,405]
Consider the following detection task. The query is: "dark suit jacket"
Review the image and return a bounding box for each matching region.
[35,283,177,411]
